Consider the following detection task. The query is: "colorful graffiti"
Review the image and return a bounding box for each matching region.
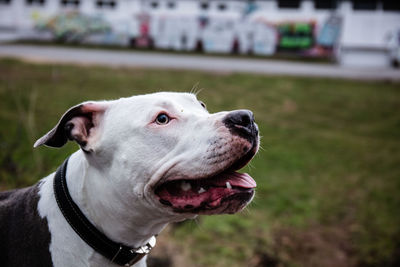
[35,12,110,42]
[133,13,152,48]
[277,22,315,51]
[251,20,277,55]
[31,9,341,58]
[301,15,343,57]
[317,15,342,48]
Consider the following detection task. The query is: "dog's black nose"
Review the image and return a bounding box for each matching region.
[225,110,254,129]
[223,110,257,138]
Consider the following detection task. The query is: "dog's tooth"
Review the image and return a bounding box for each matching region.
[226,182,232,189]
[181,181,191,191]
[198,187,206,194]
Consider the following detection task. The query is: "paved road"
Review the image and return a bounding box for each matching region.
[1,44,399,81]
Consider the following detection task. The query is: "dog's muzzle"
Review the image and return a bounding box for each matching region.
[155,109,259,215]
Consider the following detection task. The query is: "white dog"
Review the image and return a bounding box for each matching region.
[0,92,259,267]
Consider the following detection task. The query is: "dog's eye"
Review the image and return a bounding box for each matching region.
[155,113,170,125]
[199,101,206,109]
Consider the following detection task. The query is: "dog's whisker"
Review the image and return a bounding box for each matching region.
[190,83,198,94]
[246,162,255,171]
[191,84,205,96]
[258,144,267,152]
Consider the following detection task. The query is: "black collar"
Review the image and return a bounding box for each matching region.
[53,157,156,266]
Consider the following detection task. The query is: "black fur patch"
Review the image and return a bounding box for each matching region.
[0,184,53,266]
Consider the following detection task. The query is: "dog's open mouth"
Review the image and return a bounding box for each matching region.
[155,170,256,214]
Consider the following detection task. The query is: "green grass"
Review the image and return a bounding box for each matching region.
[0,58,399,266]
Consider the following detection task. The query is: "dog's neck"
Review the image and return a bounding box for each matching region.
[65,151,169,248]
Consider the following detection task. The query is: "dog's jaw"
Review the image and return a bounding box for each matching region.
[149,134,259,215]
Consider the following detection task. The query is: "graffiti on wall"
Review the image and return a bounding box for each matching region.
[138,14,339,57]
[35,12,110,42]
[305,15,343,57]
[249,19,277,55]
[133,13,152,48]
[31,10,341,58]
[277,22,315,51]
[317,15,342,48]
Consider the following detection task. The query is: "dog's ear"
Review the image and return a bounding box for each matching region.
[34,102,109,150]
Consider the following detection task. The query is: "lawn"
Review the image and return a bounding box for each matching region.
[0,58,399,266]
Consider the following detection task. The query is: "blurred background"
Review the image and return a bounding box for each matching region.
[0,1,400,267]
[0,0,400,66]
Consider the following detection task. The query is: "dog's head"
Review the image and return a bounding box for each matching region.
[35,92,259,219]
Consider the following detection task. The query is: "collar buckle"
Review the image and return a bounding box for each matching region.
[130,236,157,255]
[124,236,157,266]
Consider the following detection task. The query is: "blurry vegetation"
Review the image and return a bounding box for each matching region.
[0,58,399,266]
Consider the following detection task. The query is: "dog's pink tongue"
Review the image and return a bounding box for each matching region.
[218,171,256,188]
[155,171,256,211]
